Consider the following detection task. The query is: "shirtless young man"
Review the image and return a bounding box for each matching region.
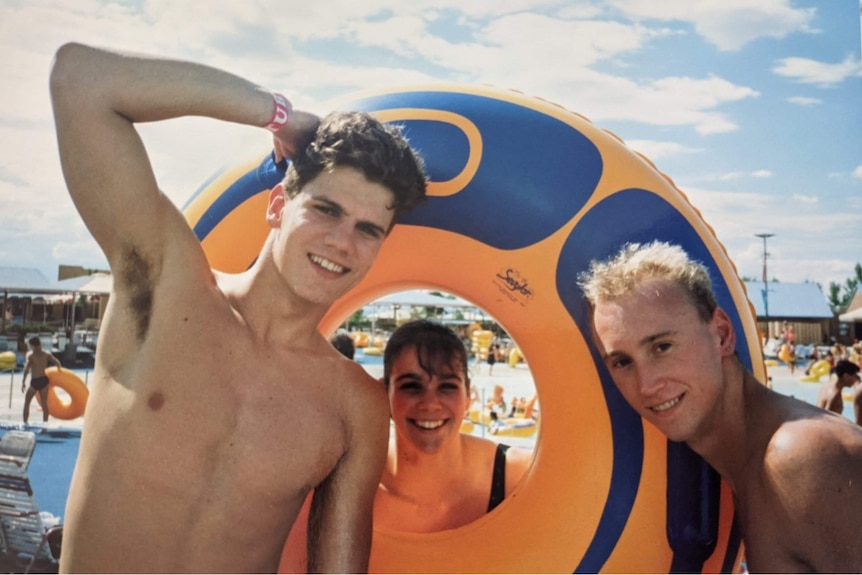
[578,241,862,573]
[816,359,860,414]
[50,43,426,573]
[21,337,62,424]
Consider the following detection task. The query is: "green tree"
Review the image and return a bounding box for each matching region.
[827,262,862,312]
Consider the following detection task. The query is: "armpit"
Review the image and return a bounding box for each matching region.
[118,246,155,342]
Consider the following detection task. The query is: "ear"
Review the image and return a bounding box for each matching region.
[713,307,737,357]
[266,183,287,228]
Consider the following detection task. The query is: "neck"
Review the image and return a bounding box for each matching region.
[216,254,330,349]
[383,436,468,501]
[685,358,766,488]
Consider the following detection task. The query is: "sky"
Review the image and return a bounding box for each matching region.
[1,0,860,295]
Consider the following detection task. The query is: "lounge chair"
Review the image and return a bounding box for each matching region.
[0,430,62,573]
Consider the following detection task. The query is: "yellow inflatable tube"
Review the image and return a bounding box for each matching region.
[184,84,756,573]
[800,359,831,383]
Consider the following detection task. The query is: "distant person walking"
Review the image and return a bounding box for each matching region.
[21,337,61,425]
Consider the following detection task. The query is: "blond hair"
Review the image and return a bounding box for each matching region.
[578,241,717,323]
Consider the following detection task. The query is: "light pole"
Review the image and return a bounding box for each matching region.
[755,233,775,342]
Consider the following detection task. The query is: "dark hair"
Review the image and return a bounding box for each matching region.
[283,111,427,231]
[28,337,40,346]
[833,360,861,378]
[329,333,355,360]
[383,320,470,391]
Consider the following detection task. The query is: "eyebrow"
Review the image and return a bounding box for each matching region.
[600,330,677,361]
[316,196,388,238]
[640,330,675,347]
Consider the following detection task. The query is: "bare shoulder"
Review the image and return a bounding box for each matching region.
[763,414,862,572]
[335,358,389,435]
[505,445,532,493]
[763,410,862,524]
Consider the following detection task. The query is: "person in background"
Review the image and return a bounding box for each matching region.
[21,337,62,425]
[51,42,426,573]
[816,359,860,415]
[329,332,356,360]
[578,240,862,573]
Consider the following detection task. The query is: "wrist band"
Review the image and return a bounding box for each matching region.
[265,92,291,132]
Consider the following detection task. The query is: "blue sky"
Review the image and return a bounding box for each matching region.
[0,0,860,292]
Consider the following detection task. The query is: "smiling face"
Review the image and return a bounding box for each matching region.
[387,345,471,455]
[267,165,395,306]
[591,278,735,444]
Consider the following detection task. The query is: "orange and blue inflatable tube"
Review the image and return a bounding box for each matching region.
[184,84,757,573]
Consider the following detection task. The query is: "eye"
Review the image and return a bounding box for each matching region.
[438,381,462,393]
[398,381,422,393]
[314,203,339,217]
[655,341,672,354]
[357,222,384,240]
[609,356,631,370]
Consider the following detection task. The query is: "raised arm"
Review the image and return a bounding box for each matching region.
[307,384,389,573]
[49,42,318,280]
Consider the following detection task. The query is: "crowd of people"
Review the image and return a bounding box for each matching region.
[41,41,862,573]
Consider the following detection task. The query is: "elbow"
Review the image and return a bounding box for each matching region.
[50,42,92,101]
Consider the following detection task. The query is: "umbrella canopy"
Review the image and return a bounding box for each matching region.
[369,290,475,308]
[839,307,862,322]
[54,273,113,294]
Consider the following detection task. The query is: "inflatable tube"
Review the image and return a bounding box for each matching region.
[0,351,16,371]
[508,347,524,367]
[184,84,758,573]
[800,359,832,383]
[35,367,89,420]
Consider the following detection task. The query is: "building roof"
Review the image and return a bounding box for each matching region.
[0,267,113,296]
[0,267,58,294]
[743,281,833,320]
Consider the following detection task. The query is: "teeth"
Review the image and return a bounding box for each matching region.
[309,254,346,274]
[652,396,681,413]
[414,420,445,430]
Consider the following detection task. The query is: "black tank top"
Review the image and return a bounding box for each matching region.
[487,443,510,512]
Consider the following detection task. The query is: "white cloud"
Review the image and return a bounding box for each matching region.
[751,170,772,178]
[625,140,701,160]
[773,55,862,87]
[787,96,822,106]
[853,165,862,179]
[606,0,815,51]
[791,193,818,204]
[680,184,857,286]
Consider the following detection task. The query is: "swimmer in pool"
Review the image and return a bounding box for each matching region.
[21,336,62,425]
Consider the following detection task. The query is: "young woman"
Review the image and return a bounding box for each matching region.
[374,320,532,533]
[280,320,532,571]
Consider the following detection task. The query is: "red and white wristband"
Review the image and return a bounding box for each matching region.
[265,92,291,133]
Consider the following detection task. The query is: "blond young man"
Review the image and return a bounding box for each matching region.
[50,43,425,573]
[578,241,862,573]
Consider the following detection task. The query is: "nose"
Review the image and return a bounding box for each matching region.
[636,362,665,397]
[417,389,442,410]
[325,220,354,251]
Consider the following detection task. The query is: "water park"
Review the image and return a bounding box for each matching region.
[1,79,860,573]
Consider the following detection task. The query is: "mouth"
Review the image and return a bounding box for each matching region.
[410,419,447,430]
[309,254,349,275]
[650,394,683,413]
